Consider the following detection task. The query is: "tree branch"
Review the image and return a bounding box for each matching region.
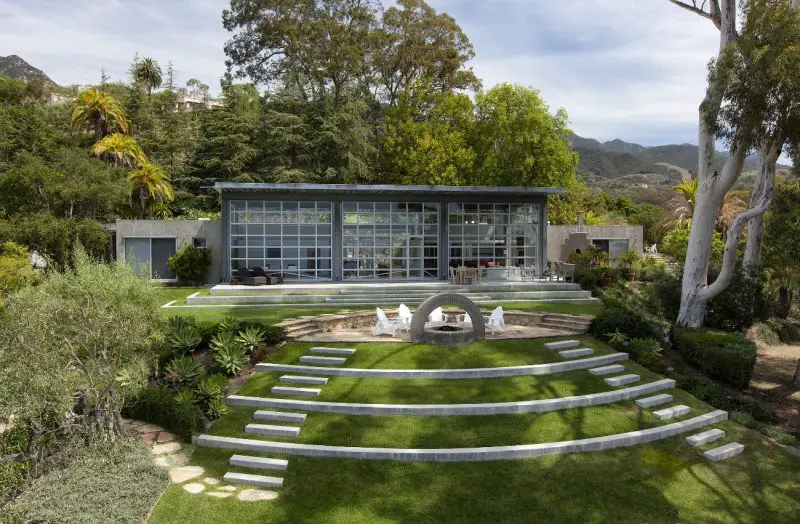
[667,0,714,20]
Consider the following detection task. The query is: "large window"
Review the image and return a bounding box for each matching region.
[124,237,176,279]
[230,200,332,280]
[342,202,438,280]
[448,203,540,269]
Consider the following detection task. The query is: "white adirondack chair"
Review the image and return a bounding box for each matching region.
[373,307,399,337]
[397,304,412,332]
[486,306,506,335]
[457,312,473,327]
[428,306,449,326]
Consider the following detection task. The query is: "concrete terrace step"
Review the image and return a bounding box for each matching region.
[703,442,744,461]
[279,375,329,385]
[286,328,324,339]
[653,405,691,421]
[558,348,594,359]
[545,340,580,350]
[540,319,591,331]
[256,352,629,379]
[589,364,626,376]
[245,424,302,438]
[196,410,729,462]
[604,374,640,387]
[253,410,308,424]
[230,454,289,471]
[271,386,322,397]
[686,428,726,447]
[299,356,347,365]
[210,282,582,295]
[634,394,673,409]
[223,472,284,489]
[226,379,676,416]
[310,347,357,356]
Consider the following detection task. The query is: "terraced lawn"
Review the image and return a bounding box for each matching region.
[148,338,800,523]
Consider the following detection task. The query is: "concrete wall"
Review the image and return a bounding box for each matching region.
[115,220,223,283]
[547,225,644,263]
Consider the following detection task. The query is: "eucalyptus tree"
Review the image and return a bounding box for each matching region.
[667,0,800,326]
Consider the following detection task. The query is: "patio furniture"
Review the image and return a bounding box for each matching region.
[486,306,506,336]
[521,266,536,282]
[253,266,283,285]
[239,268,267,286]
[397,304,413,332]
[448,267,460,285]
[456,312,473,327]
[373,307,401,337]
[230,270,242,285]
[556,262,576,283]
[428,306,450,326]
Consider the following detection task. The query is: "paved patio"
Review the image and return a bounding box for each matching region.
[295,324,574,342]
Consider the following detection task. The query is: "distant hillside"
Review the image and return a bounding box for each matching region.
[570,134,793,192]
[0,55,58,87]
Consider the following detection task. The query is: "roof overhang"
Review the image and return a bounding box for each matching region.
[214,182,565,198]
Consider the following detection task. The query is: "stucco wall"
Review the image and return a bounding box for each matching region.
[547,225,644,263]
[115,220,222,283]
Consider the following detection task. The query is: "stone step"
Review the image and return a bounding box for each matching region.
[230,454,288,471]
[634,394,673,409]
[223,472,284,489]
[244,424,301,438]
[310,347,357,356]
[541,319,592,329]
[703,442,744,461]
[686,428,726,447]
[589,364,626,376]
[299,356,347,365]
[544,340,580,350]
[604,374,641,387]
[279,375,329,385]
[271,386,321,397]
[253,410,308,424]
[653,405,691,421]
[558,348,594,359]
[286,327,323,339]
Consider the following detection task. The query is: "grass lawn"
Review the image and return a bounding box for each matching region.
[148,338,800,524]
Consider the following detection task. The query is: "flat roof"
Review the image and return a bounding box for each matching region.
[214,182,564,197]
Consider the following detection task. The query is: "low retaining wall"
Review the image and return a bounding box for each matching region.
[195,410,727,462]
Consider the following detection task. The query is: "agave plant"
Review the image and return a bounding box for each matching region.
[236,326,266,354]
[168,325,203,354]
[165,356,200,387]
[210,330,240,353]
[218,316,244,334]
[174,389,198,406]
[194,375,228,407]
[205,397,228,418]
[605,329,629,347]
[169,315,198,332]
[214,344,249,377]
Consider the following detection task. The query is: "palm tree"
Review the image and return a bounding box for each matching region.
[134,57,163,96]
[91,133,147,168]
[128,162,175,217]
[71,88,129,140]
[671,178,699,228]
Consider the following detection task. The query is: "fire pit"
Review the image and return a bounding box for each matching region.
[422,323,474,346]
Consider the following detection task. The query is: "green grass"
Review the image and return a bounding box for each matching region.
[148,338,800,524]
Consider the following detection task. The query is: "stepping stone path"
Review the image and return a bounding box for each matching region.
[604,374,640,387]
[545,340,580,350]
[299,355,347,365]
[558,348,594,359]
[310,347,357,356]
[183,483,206,494]
[280,375,328,385]
[238,488,280,501]
[686,428,726,447]
[704,442,745,461]
[254,410,307,423]
[169,466,204,484]
[653,405,691,421]
[635,394,673,409]
[271,386,322,397]
[245,423,301,438]
[225,472,284,489]
[589,364,626,376]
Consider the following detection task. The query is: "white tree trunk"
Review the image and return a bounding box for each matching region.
[743,137,783,278]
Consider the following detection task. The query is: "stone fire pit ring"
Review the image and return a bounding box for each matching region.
[410,293,485,345]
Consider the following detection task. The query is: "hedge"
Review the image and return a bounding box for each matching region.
[671,327,757,389]
[589,307,660,342]
[122,387,205,441]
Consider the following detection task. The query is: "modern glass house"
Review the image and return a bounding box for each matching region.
[218,183,562,282]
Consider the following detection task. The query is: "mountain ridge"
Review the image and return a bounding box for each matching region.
[0,54,59,88]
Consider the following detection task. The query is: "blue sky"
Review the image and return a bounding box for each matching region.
[1,0,719,146]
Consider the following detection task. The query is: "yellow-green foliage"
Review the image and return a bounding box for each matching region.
[0,242,38,297]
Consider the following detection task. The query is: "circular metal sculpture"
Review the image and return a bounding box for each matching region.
[410,293,485,345]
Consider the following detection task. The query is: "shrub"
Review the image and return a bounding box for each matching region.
[214,344,249,376]
[574,267,600,291]
[167,324,202,354]
[672,327,757,389]
[194,375,229,418]
[123,386,204,441]
[217,315,245,334]
[168,315,197,332]
[627,338,663,359]
[164,356,200,387]
[0,241,38,297]
[672,374,776,424]
[590,307,660,342]
[705,270,773,332]
[766,317,800,344]
[167,245,211,285]
[661,227,724,265]
[260,324,287,345]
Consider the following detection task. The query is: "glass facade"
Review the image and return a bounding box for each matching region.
[448,203,540,269]
[124,237,176,279]
[342,202,439,280]
[229,200,332,280]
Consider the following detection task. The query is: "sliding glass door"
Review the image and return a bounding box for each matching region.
[124,237,177,279]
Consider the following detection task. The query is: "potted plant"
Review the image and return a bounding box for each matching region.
[597,266,616,287]
[619,250,640,282]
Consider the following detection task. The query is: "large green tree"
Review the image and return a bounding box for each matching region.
[133,57,163,95]
[471,83,578,187]
[762,181,800,318]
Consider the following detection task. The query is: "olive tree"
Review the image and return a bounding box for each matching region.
[0,251,163,457]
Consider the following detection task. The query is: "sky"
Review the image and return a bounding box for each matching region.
[0,0,721,146]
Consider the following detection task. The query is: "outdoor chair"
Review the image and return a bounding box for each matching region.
[456,312,473,327]
[240,268,267,286]
[428,306,449,326]
[521,267,535,282]
[557,262,576,283]
[448,267,460,285]
[373,307,401,337]
[486,306,506,336]
[253,266,283,285]
[397,304,413,332]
